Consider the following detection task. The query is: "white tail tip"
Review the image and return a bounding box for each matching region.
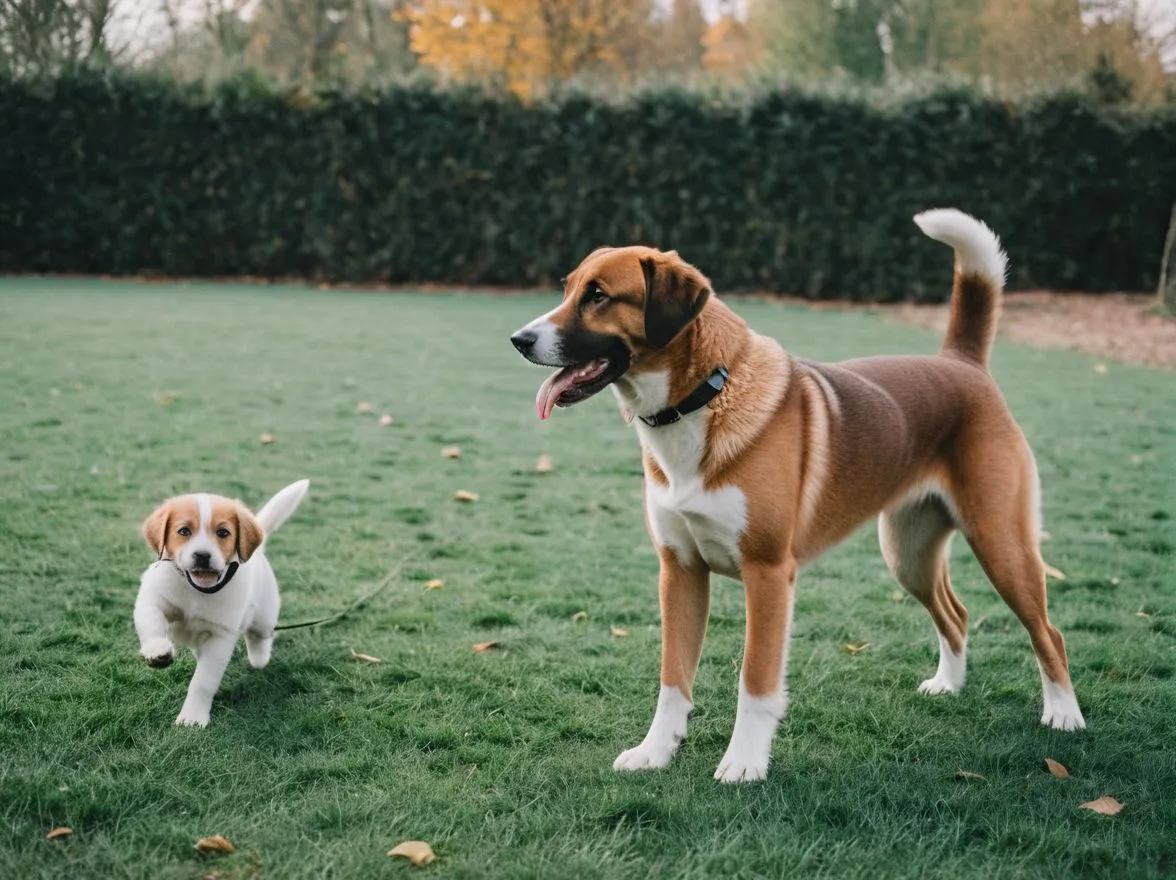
[255,479,310,534]
[914,208,1008,288]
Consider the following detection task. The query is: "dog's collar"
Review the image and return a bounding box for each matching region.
[638,366,729,428]
[181,561,240,595]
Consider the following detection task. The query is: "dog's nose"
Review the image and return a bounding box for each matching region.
[511,329,537,354]
[192,551,212,569]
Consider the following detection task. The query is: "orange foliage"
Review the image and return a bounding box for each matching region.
[701,16,761,77]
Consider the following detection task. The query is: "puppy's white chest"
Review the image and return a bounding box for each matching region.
[646,478,746,580]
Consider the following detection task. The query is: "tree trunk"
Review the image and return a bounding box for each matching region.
[1161,202,1176,315]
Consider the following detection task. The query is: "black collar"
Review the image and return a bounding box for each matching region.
[639,366,729,427]
[180,561,241,594]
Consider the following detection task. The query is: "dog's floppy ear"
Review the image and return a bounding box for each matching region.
[142,504,171,559]
[641,251,712,348]
[234,504,265,563]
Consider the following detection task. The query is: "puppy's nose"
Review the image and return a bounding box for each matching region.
[511,329,537,354]
[192,551,212,569]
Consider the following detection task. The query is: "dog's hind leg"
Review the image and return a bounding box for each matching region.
[879,496,968,695]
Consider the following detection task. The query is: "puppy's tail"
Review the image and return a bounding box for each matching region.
[256,479,310,534]
[914,208,1008,368]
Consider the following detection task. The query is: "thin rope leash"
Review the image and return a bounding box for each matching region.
[274,549,423,632]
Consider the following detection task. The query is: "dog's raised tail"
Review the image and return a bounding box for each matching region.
[914,208,1008,368]
[256,479,310,534]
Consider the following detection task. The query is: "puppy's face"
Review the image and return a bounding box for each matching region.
[142,493,263,591]
[510,247,712,419]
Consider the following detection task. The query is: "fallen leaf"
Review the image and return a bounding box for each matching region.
[350,649,381,664]
[472,641,499,653]
[194,835,235,854]
[955,770,988,782]
[259,433,275,445]
[888,590,906,602]
[1136,610,1150,619]
[1080,796,1123,816]
[424,579,444,590]
[454,490,479,502]
[535,454,554,472]
[355,401,373,413]
[845,642,870,655]
[46,827,72,840]
[1110,577,1120,585]
[441,446,462,459]
[1093,363,1108,374]
[611,627,630,638]
[571,610,588,623]
[1043,563,1066,581]
[1044,758,1069,778]
[379,413,394,426]
[387,840,436,866]
[153,391,174,406]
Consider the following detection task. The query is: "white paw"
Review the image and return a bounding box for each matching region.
[613,741,677,772]
[714,750,770,784]
[141,638,175,667]
[1042,708,1086,731]
[246,645,272,668]
[918,675,962,695]
[174,710,210,728]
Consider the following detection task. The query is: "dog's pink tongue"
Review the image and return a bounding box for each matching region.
[535,367,578,420]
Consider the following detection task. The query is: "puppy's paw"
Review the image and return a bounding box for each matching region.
[1042,708,1086,731]
[714,745,770,784]
[918,675,962,695]
[142,639,175,668]
[174,710,210,728]
[613,741,677,772]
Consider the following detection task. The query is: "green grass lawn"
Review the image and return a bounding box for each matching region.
[0,278,1173,879]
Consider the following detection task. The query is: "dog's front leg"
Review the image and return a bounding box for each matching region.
[175,635,236,728]
[614,550,710,772]
[715,557,797,783]
[134,599,175,668]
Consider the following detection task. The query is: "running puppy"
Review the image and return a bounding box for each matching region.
[135,479,310,727]
[510,210,1084,783]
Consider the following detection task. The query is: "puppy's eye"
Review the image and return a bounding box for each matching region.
[177,526,192,537]
[216,527,231,539]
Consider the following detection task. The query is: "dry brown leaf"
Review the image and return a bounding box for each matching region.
[955,770,988,782]
[889,590,906,603]
[454,490,479,502]
[1080,796,1123,816]
[1044,758,1069,778]
[153,391,174,406]
[424,579,444,590]
[472,641,499,653]
[1093,363,1108,374]
[845,642,870,655]
[355,401,373,413]
[379,413,394,426]
[535,454,554,473]
[350,649,381,664]
[1136,610,1150,619]
[387,840,436,866]
[571,610,588,623]
[258,433,275,445]
[46,827,72,840]
[441,446,462,459]
[611,627,630,638]
[194,834,235,854]
[1043,563,1066,581]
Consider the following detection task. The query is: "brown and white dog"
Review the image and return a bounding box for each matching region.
[510,209,1084,783]
[135,479,309,727]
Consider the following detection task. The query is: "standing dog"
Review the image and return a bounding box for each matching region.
[135,479,309,727]
[510,210,1084,783]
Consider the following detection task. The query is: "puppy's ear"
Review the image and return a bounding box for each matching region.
[641,251,712,348]
[234,505,265,563]
[142,505,171,558]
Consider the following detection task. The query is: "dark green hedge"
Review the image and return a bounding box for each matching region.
[2,71,1174,300]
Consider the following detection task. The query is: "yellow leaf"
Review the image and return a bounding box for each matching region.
[46,827,72,840]
[571,610,587,622]
[1043,563,1066,580]
[379,413,394,426]
[454,490,479,502]
[845,642,870,655]
[424,579,444,590]
[611,627,629,638]
[259,433,276,445]
[1136,610,1150,619]
[889,590,906,602]
[1093,363,1108,373]
[387,840,436,866]
[441,446,462,458]
[350,649,381,663]
[194,834,235,854]
[355,401,373,413]
[472,641,499,653]
[955,770,988,782]
[153,391,174,405]
[535,454,554,472]
[1080,796,1123,815]
[1044,758,1069,778]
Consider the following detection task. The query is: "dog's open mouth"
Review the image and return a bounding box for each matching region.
[535,358,625,420]
[185,569,223,590]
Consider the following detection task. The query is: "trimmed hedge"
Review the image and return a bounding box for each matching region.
[1,71,1174,300]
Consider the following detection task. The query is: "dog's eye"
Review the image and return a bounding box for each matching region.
[584,284,609,306]
[177,526,191,537]
[216,527,231,539]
